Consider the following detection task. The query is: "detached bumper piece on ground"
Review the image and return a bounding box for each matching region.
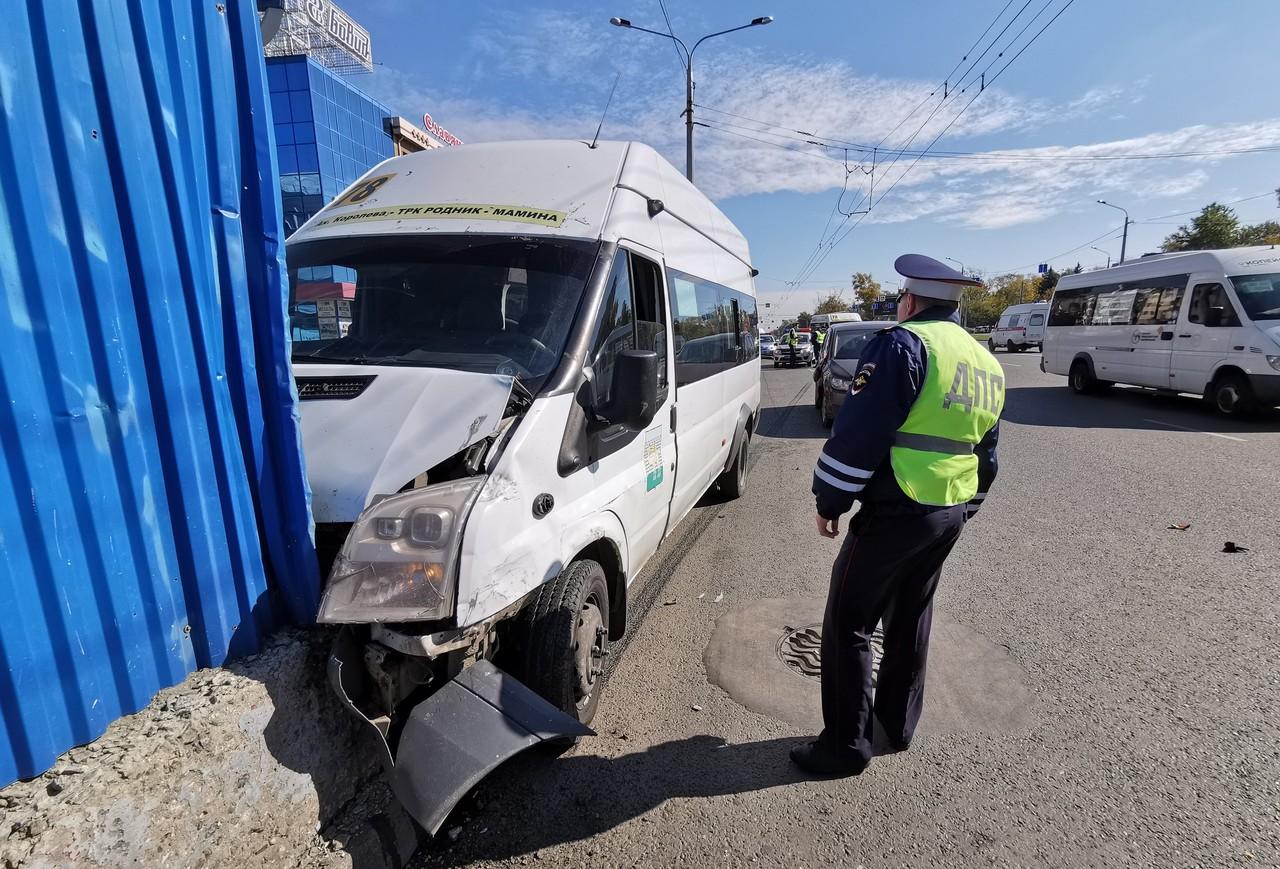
[328,629,592,835]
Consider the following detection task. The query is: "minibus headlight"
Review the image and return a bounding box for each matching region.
[317,477,485,623]
[1267,355,1280,372]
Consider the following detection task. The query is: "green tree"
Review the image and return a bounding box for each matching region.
[850,272,883,319]
[814,290,850,315]
[1161,203,1242,251]
[795,311,812,328]
[1238,220,1280,246]
[1035,267,1060,300]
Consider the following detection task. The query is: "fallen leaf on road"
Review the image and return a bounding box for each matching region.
[691,704,703,711]
[697,592,705,600]
[713,592,724,603]
[1167,522,1191,531]
[663,598,678,606]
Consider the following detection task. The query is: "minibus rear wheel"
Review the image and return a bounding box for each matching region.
[718,432,750,498]
[1069,359,1107,395]
[516,560,610,725]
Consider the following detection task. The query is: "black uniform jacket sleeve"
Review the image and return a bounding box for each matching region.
[812,326,925,520]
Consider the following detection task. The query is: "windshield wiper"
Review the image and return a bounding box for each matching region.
[292,351,375,364]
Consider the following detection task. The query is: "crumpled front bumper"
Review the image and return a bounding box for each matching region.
[328,628,593,835]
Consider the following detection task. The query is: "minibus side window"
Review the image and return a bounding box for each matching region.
[590,253,636,408]
[1029,313,1045,327]
[1188,283,1241,327]
[1154,285,1185,324]
[629,253,668,393]
[1049,289,1097,326]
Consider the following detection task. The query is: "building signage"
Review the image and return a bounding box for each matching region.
[302,0,372,68]
[422,113,463,147]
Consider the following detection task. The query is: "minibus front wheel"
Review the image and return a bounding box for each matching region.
[1207,372,1256,417]
[515,559,611,725]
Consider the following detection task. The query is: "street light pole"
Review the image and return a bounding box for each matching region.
[1090,245,1111,268]
[944,257,970,325]
[1097,200,1133,264]
[610,15,774,183]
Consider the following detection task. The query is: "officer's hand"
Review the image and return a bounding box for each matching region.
[816,514,840,538]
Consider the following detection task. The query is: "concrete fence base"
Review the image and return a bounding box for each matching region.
[0,629,420,869]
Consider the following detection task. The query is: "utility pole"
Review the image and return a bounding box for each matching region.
[611,15,774,182]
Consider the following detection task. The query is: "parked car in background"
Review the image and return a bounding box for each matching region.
[813,321,885,426]
[760,333,776,357]
[989,301,1049,352]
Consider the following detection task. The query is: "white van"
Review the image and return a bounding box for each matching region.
[988,301,1049,352]
[810,311,862,330]
[1043,247,1280,415]
[286,140,761,830]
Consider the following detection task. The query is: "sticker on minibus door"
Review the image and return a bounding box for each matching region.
[643,427,664,491]
[312,202,567,229]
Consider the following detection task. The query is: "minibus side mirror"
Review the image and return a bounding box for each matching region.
[596,350,659,431]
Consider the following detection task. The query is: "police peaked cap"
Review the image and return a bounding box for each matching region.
[894,254,982,302]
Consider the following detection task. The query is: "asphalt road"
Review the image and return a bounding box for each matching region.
[415,352,1280,868]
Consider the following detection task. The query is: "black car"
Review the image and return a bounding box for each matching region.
[813,322,885,426]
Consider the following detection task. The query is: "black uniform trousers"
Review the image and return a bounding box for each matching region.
[818,502,965,765]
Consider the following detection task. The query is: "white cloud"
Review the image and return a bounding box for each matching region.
[362,29,1280,233]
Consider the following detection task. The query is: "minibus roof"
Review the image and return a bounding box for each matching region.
[286,139,751,267]
[1056,246,1280,292]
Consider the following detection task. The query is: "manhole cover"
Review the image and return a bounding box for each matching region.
[776,623,884,681]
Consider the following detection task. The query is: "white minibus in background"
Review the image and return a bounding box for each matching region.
[810,311,862,331]
[1042,247,1280,415]
[285,139,761,831]
[989,301,1049,352]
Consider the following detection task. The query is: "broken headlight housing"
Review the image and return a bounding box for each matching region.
[317,477,486,623]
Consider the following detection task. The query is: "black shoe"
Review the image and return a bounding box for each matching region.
[888,739,911,753]
[789,741,868,777]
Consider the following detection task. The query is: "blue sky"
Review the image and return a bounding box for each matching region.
[344,0,1280,317]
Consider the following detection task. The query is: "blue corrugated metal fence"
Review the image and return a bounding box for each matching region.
[0,0,317,785]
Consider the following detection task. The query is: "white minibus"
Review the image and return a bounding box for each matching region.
[989,301,1049,352]
[286,140,761,830]
[811,311,862,330]
[1043,247,1280,415]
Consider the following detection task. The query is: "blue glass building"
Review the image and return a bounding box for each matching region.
[265,55,394,235]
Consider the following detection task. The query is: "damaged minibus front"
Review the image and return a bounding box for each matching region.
[287,140,761,834]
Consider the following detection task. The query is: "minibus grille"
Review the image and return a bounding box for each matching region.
[296,375,376,401]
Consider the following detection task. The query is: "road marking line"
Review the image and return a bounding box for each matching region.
[1142,418,1247,442]
[1002,362,1022,368]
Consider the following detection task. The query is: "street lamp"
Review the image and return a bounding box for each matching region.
[1096,200,1133,264]
[1090,245,1112,268]
[944,258,972,324]
[610,14,774,182]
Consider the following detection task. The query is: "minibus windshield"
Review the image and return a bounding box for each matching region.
[288,235,599,390]
[1228,273,1280,320]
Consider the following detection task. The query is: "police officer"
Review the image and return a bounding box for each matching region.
[812,328,825,366]
[790,254,1004,777]
[785,327,799,366]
